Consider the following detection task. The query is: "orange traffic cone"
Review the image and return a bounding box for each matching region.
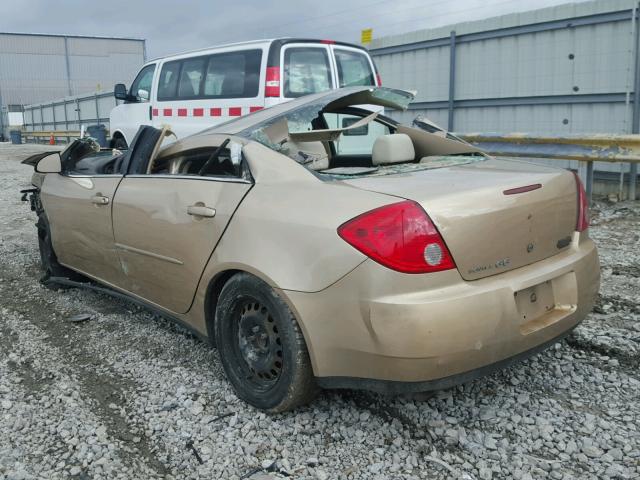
[49,134,55,145]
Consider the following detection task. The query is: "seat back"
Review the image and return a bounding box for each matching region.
[372,133,415,165]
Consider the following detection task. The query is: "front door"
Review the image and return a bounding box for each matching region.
[40,172,123,286]
[111,142,252,314]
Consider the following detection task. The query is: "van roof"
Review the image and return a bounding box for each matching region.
[147,37,368,63]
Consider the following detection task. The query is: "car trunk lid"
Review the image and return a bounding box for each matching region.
[341,158,578,281]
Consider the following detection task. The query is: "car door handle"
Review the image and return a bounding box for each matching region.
[91,195,110,205]
[187,205,216,218]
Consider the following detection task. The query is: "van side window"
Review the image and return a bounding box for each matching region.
[178,58,206,98]
[157,61,181,100]
[129,64,155,101]
[284,48,332,98]
[334,49,375,87]
[157,50,262,101]
[204,50,261,98]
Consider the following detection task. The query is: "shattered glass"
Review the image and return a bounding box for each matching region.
[318,155,485,180]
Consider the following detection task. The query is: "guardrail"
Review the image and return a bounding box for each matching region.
[457,133,640,202]
[22,130,85,143]
[22,91,118,133]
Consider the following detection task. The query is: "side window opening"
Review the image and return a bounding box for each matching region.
[60,138,123,175]
[150,146,242,178]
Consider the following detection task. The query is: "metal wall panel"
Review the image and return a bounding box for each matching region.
[375,46,450,102]
[370,0,640,186]
[0,33,144,136]
[402,103,631,175]
[0,33,65,55]
[453,19,633,98]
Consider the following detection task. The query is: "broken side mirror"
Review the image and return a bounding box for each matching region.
[114,83,128,101]
[35,152,62,173]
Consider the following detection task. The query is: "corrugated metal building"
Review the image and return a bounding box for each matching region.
[0,32,145,139]
[369,0,640,191]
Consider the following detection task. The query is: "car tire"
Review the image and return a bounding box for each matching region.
[36,213,80,286]
[215,273,317,412]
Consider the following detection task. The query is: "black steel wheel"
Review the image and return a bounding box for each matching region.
[234,300,283,388]
[215,273,317,412]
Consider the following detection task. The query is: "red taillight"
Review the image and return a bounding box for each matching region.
[573,172,589,232]
[265,66,280,97]
[375,72,382,86]
[337,200,456,274]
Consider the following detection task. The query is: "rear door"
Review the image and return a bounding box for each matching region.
[111,139,252,313]
[152,49,265,139]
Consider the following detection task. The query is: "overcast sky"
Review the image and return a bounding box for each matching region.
[0,0,589,59]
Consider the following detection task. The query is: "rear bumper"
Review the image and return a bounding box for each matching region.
[316,324,578,393]
[284,233,600,385]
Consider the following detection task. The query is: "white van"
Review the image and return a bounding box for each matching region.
[109,38,381,148]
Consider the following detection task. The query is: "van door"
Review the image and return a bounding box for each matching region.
[328,45,377,89]
[152,49,264,139]
[110,64,156,147]
[326,45,380,156]
[280,43,334,100]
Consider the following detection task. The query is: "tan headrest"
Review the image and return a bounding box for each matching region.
[372,133,415,165]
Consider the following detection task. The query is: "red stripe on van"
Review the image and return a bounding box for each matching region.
[210,108,221,116]
[152,108,159,117]
[193,108,204,117]
[229,107,242,116]
[250,106,263,113]
[163,108,172,116]
[177,108,188,117]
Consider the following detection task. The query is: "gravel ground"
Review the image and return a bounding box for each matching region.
[0,143,638,480]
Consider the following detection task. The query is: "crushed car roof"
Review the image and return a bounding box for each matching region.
[196,87,415,137]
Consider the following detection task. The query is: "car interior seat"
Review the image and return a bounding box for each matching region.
[372,133,416,165]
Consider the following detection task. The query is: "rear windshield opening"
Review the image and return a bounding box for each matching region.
[243,112,484,179]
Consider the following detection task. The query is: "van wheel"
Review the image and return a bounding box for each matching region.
[111,136,127,150]
[215,273,317,412]
[36,213,80,287]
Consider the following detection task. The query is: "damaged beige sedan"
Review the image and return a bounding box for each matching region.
[25,87,600,411]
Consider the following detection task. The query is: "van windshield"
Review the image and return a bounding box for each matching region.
[334,49,375,87]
